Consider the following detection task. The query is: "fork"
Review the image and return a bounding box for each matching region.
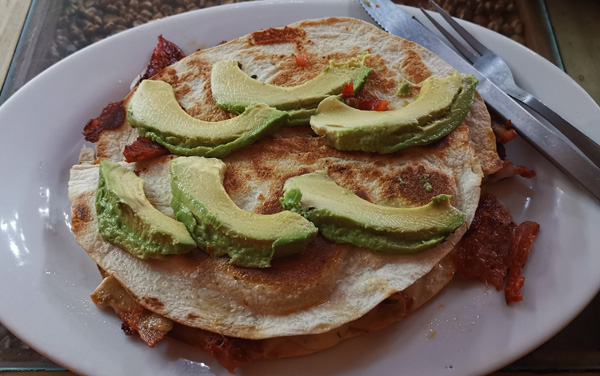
[420,0,600,169]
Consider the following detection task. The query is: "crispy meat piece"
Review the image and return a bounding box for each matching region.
[453,194,539,304]
[454,194,514,289]
[141,35,186,80]
[91,276,173,348]
[119,305,170,348]
[123,136,169,162]
[505,221,540,304]
[82,101,125,143]
[92,275,258,371]
[171,325,264,374]
[170,290,415,373]
[342,83,390,111]
[487,159,536,183]
[487,110,536,182]
[491,117,517,145]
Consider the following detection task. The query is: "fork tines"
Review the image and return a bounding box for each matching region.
[420,1,489,64]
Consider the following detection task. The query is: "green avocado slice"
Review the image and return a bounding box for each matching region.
[127,80,289,158]
[310,72,477,153]
[170,156,318,268]
[280,170,466,254]
[210,57,372,114]
[96,160,197,259]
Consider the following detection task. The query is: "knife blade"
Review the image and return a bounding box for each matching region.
[360,0,600,202]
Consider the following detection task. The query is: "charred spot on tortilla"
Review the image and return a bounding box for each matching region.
[142,296,165,310]
[250,26,307,46]
[400,47,432,83]
[71,195,93,234]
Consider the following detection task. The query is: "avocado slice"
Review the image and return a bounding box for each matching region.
[286,108,318,126]
[310,72,477,153]
[210,57,372,115]
[280,170,466,254]
[127,80,289,158]
[169,156,318,268]
[96,160,197,259]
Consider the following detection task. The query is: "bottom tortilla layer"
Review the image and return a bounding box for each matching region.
[92,254,455,373]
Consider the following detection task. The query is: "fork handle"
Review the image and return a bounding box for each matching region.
[504,86,600,168]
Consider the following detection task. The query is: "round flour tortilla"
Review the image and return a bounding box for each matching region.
[68,17,490,340]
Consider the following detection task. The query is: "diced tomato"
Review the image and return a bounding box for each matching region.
[341,82,355,99]
[342,84,389,111]
[372,100,390,111]
[354,97,390,111]
[295,53,310,67]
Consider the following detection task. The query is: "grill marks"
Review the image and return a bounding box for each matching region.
[71,196,93,234]
[401,48,432,83]
[363,54,398,95]
[221,128,459,216]
[226,235,341,285]
[141,18,436,134]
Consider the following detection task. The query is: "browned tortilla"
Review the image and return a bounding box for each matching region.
[69,125,481,339]
[68,17,492,347]
[95,17,501,174]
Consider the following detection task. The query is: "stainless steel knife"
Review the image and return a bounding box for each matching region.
[360,0,600,202]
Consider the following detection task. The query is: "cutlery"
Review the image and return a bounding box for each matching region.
[420,0,600,169]
[360,0,600,202]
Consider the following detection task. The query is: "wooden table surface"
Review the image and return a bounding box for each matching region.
[0,0,598,375]
[0,0,30,86]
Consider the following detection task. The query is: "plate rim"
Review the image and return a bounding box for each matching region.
[1,1,599,375]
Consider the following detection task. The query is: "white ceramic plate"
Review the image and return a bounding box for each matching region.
[1,1,599,375]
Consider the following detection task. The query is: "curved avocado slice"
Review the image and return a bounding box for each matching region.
[211,57,372,114]
[127,80,289,158]
[96,160,197,259]
[280,170,466,254]
[169,156,318,268]
[310,73,477,153]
